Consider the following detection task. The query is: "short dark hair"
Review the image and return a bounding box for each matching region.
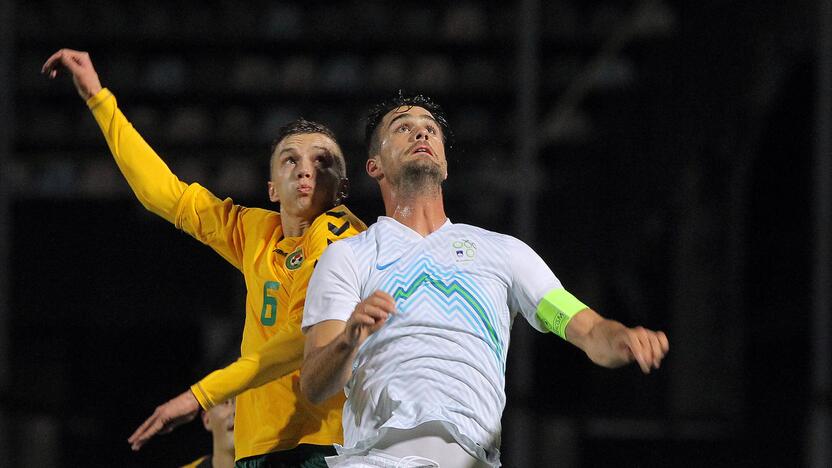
[269,118,344,178]
[270,118,339,157]
[365,91,453,158]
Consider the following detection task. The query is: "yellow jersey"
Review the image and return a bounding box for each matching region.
[87,89,366,459]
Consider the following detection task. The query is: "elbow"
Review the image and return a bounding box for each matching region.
[136,195,164,219]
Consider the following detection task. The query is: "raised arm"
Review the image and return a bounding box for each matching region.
[565,308,669,373]
[42,48,188,223]
[300,291,396,404]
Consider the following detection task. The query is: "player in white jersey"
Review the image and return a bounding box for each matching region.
[300,94,670,467]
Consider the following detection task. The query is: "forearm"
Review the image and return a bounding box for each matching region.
[566,309,631,368]
[86,89,187,223]
[300,332,359,404]
[192,327,304,409]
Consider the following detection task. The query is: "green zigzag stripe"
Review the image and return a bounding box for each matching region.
[391,272,501,352]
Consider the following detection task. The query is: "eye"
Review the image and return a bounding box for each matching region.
[395,123,411,133]
[283,156,297,165]
[426,124,438,135]
[315,152,334,168]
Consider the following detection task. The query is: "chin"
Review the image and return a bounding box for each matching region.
[295,200,328,217]
[400,163,444,185]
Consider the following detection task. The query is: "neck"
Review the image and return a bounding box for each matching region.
[210,435,234,468]
[383,186,447,237]
[280,210,314,237]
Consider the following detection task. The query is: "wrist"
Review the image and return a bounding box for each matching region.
[181,389,201,412]
[339,326,362,350]
[82,84,102,100]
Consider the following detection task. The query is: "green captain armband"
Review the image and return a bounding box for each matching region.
[536,288,588,340]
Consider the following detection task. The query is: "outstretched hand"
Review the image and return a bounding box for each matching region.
[127,389,200,451]
[41,48,102,100]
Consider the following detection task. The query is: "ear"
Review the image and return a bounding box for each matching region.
[201,411,211,430]
[366,157,383,180]
[267,180,279,203]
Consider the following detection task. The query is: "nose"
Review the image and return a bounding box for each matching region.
[296,158,313,178]
[414,124,431,141]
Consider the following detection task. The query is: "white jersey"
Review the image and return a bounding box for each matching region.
[302,217,563,466]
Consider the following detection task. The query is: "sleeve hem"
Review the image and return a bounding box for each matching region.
[85,87,113,109]
[190,382,214,411]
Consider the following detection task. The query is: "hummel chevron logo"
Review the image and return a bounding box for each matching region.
[328,221,350,236]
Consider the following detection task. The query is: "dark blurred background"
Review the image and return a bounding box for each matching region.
[1,0,830,466]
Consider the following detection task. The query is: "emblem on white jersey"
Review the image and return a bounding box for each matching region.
[285,247,304,270]
[452,239,477,263]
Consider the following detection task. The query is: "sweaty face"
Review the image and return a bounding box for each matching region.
[268,133,345,220]
[373,106,447,190]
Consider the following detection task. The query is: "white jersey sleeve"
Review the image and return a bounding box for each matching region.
[302,239,362,333]
[506,237,563,332]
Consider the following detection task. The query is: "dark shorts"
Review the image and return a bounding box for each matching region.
[235,444,337,468]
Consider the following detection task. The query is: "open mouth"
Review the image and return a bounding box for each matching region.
[412,145,433,156]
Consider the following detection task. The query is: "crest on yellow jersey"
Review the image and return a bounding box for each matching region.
[285,247,304,270]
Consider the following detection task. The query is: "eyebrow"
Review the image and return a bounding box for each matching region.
[387,113,439,129]
[278,145,336,156]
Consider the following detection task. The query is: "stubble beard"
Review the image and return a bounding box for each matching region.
[395,160,444,199]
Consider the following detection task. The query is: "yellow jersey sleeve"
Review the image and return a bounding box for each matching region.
[172,183,259,271]
[87,88,263,270]
[191,319,304,410]
[87,88,187,224]
[286,206,367,321]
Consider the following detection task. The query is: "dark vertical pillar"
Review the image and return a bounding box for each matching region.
[0,0,14,462]
[507,0,542,465]
[809,0,832,466]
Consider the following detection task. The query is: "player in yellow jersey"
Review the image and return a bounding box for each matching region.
[43,49,367,467]
[180,399,236,468]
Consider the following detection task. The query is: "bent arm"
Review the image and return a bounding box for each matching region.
[191,323,305,410]
[45,49,249,266]
[566,308,669,373]
[43,49,188,223]
[300,320,358,404]
[300,290,396,403]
